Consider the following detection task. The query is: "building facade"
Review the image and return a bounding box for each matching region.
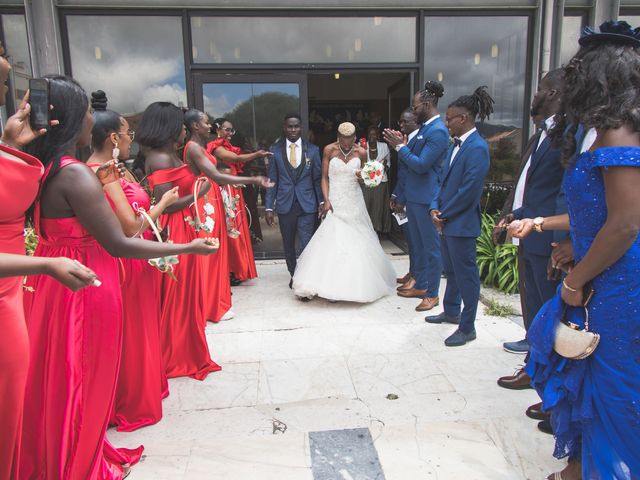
[0,0,636,254]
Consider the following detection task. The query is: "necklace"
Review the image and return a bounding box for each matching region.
[338,144,354,159]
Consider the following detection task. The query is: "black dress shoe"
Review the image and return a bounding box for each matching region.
[497,368,532,390]
[444,329,476,347]
[538,419,553,435]
[526,402,550,421]
[425,312,460,324]
[289,279,293,289]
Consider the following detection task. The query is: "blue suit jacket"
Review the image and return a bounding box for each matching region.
[397,118,450,205]
[266,139,322,215]
[392,131,419,205]
[512,134,564,257]
[431,130,490,237]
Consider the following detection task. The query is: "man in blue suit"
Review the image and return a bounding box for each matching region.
[428,86,493,347]
[384,81,450,313]
[390,108,420,285]
[265,113,323,288]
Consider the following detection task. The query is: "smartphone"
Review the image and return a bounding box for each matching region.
[29,78,49,130]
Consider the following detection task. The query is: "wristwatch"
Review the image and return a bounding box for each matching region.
[533,217,545,233]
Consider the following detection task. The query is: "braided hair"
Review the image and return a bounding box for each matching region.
[90,90,122,151]
[416,80,445,106]
[449,86,495,122]
[550,40,640,166]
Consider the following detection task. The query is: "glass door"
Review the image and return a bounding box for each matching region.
[193,73,307,259]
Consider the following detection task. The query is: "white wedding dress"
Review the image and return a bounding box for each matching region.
[292,157,396,302]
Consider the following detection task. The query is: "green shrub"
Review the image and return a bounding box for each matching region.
[484,299,515,317]
[476,212,519,294]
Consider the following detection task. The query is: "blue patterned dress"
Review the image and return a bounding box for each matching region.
[526,147,640,479]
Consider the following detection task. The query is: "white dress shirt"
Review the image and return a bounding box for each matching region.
[449,127,476,166]
[286,138,302,168]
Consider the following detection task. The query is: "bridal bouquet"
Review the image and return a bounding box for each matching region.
[361,160,384,188]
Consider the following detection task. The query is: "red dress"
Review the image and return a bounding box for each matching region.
[0,145,43,480]
[147,163,221,378]
[109,177,168,431]
[184,141,231,323]
[206,138,257,281]
[21,158,142,479]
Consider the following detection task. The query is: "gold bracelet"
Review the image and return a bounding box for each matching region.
[562,279,578,293]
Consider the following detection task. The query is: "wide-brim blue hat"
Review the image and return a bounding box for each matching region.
[579,20,640,47]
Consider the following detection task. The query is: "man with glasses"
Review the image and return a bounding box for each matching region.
[383,81,449,313]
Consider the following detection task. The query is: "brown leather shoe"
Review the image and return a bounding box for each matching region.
[397,288,427,299]
[526,402,550,421]
[415,297,439,312]
[397,277,416,292]
[497,368,532,390]
[397,272,413,284]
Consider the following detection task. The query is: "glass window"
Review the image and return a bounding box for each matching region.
[66,15,187,117]
[560,14,585,65]
[202,82,300,149]
[619,14,640,25]
[2,14,32,112]
[424,15,529,183]
[191,16,416,64]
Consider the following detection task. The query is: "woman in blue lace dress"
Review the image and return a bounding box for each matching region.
[510,21,640,480]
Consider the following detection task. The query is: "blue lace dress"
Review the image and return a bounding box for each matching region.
[526,147,640,479]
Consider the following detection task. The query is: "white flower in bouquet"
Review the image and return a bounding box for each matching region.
[361,160,384,188]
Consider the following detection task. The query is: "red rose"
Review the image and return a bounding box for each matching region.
[368,172,376,179]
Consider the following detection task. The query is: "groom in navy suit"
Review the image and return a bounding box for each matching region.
[384,81,450,313]
[266,113,323,287]
[429,87,493,347]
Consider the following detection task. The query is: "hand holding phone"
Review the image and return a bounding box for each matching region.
[28,78,50,131]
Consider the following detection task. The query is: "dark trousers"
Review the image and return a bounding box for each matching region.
[278,200,316,277]
[406,201,442,297]
[522,252,559,331]
[402,221,414,275]
[441,235,480,334]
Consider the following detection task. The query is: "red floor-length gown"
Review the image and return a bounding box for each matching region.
[206,138,257,281]
[147,162,221,378]
[108,177,169,431]
[0,144,43,480]
[184,141,231,323]
[21,158,142,480]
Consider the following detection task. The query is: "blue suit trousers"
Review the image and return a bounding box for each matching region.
[405,201,441,297]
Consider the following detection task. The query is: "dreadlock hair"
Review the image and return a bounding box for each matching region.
[550,40,640,166]
[449,86,495,122]
[90,90,123,151]
[416,80,445,106]
[24,75,89,184]
[184,108,204,139]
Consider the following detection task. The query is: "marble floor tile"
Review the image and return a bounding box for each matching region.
[346,351,455,399]
[127,455,188,478]
[257,356,357,404]
[206,329,263,364]
[184,433,312,480]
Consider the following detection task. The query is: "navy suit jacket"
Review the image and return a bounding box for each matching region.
[512,134,564,257]
[266,139,322,215]
[431,130,490,237]
[392,131,419,205]
[397,118,450,205]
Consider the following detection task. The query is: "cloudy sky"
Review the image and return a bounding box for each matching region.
[67,15,188,115]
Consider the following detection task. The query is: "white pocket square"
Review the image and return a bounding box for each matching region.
[417,135,423,140]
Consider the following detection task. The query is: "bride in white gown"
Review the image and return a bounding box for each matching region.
[292,122,396,302]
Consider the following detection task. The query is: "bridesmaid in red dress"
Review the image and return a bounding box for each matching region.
[20,77,218,480]
[0,65,97,479]
[137,102,223,378]
[86,91,178,431]
[183,110,272,322]
[208,118,270,283]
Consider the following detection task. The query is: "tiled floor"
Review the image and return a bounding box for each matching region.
[109,258,564,479]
